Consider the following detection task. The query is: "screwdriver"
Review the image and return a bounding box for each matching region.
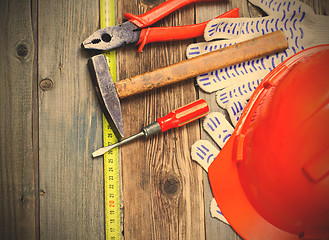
[92,99,209,157]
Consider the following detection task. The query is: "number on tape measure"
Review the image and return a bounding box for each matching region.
[100,0,121,239]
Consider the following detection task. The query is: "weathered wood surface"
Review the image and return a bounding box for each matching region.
[0,0,38,239]
[117,1,205,239]
[37,0,106,239]
[0,0,327,240]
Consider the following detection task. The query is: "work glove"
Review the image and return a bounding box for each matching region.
[188,0,329,224]
[191,112,234,224]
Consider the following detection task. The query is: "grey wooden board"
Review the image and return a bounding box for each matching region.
[0,0,327,239]
[37,0,105,239]
[0,0,38,239]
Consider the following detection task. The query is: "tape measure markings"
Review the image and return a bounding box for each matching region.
[100,0,121,239]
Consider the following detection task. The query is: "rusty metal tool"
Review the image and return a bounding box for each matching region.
[82,0,239,52]
[88,30,288,140]
[92,99,209,157]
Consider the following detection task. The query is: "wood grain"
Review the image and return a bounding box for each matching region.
[0,0,38,239]
[0,0,327,240]
[117,1,205,239]
[37,0,105,239]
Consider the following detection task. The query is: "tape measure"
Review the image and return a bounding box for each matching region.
[100,0,122,239]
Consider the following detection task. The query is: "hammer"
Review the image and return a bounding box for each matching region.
[88,31,288,140]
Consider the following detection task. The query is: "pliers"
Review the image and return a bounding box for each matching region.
[82,0,239,52]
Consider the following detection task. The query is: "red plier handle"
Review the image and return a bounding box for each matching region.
[124,0,221,28]
[82,0,239,52]
[136,8,239,52]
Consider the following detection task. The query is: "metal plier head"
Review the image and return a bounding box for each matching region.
[82,0,239,52]
[83,21,140,51]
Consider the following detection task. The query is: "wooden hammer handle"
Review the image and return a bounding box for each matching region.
[115,31,288,99]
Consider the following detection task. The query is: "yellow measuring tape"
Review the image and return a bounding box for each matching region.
[100,0,121,239]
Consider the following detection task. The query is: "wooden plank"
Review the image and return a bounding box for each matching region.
[116,0,205,239]
[0,0,38,239]
[1,0,326,239]
[38,0,106,239]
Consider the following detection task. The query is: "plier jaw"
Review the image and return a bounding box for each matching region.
[83,0,239,52]
[82,21,140,51]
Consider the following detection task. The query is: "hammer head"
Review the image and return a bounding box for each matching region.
[88,54,124,140]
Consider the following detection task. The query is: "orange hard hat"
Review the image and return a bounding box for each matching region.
[208,45,329,240]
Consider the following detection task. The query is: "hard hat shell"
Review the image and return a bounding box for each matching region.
[208,45,329,240]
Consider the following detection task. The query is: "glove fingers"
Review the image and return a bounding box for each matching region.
[196,55,272,93]
[227,99,247,127]
[210,198,229,224]
[186,39,236,59]
[203,112,234,149]
[203,0,318,44]
[216,75,265,109]
[214,49,291,107]
[204,17,264,42]
[196,0,328,92]
[249,0,316,17]
[191,140,219,172]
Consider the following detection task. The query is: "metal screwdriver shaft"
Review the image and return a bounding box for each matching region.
[92,99,209,158]
[92,131,145,157]
[93,121,162,157]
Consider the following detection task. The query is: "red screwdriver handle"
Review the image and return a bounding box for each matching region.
[124,0,221,29]
[136,8,239,52]
[157,99,209,132]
